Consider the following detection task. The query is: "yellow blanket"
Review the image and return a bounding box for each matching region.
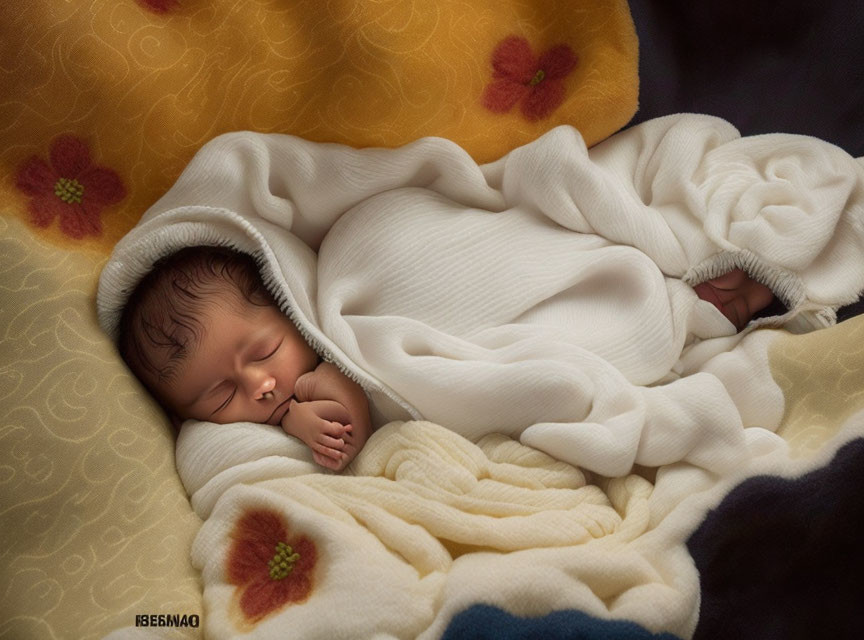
[0,1,638,638]
[1,0,638,252]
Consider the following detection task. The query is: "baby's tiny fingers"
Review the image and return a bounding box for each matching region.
[323,421,348,437]
[311,441,348,461]
[316,434,345,449]
[313,451,341,470]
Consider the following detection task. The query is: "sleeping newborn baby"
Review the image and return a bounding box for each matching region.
[98,114,864,477]
[116,242,773,472]
[118,246,371,471]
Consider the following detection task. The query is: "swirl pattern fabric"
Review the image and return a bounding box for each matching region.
[0,3,637,635]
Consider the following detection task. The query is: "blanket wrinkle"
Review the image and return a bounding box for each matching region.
[101,114,864,478]
[189,421,647,549]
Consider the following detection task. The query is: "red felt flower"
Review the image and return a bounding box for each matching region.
[482,36,578,121]
[227,509,317,624]
[14,135,126,239]
[136,0,179,14]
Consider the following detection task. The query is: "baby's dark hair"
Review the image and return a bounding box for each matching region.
[117,245,274,397]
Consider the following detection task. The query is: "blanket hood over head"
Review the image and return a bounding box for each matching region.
[97,114,864,477]
[95,128,502,424]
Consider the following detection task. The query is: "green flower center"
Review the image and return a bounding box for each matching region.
[267,541,300,580]
[529,69,546,86]
[54,178,84,204]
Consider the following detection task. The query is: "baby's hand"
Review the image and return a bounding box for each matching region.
[282,362,372,471]
[281,399,357,471]
[693,269,775,330]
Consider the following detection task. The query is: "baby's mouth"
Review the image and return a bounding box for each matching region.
[267,396,294,426]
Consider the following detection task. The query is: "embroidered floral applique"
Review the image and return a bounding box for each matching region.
[227,509,317,625]
[482,36,578,121]
[14,135,126,239]
[136,0,179,13]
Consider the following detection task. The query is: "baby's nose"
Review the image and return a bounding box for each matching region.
[252,376,276,400]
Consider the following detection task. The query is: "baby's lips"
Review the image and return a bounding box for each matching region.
[267,395,295,426]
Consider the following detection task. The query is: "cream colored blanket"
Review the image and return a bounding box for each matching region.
[177,411,864,638]
[182,419,669,637]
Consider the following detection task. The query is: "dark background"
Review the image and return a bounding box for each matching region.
[628,0,864,157]
[626,0,864,319]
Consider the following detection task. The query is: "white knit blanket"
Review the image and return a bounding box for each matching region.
[96,114,864,637]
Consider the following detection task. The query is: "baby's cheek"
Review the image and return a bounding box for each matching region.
[693,282,725,315]
[276,352,315,396]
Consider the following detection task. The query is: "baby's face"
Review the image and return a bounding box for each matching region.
[152,293,319,426]
[692,268,775,330]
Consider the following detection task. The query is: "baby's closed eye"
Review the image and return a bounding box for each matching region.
[211,383,236,415]
[251,337,282,361]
